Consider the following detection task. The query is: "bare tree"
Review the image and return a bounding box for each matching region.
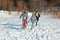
[7,0,14,15]
[16,0,27,15]
[30,0,47,12]
[0,0,2,10]
[1,0,8,10]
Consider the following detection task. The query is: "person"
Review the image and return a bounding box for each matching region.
[20,10,28,20]
[35,11,40,26]
[20,9,28,29]
[30,14,37,29]
[23,16,27,28]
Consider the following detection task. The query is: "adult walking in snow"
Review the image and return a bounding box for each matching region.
[35,11,40,26]
[20,9,28,29]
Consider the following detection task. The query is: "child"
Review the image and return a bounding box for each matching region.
[30,14,37,29]
[19,10,28,29]
[23,16,27,29]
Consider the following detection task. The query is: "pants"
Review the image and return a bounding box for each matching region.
[36,16,39,26]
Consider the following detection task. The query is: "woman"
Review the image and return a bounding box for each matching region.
[35,11,40,26]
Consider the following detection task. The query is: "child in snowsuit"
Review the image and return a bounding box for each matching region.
[30,14,37,29]
[23,16,27,28]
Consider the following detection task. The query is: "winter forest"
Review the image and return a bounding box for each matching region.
[0,0,60,40]
[0,0,60,17]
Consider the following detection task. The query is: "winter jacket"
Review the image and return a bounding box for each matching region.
[30,16,37,23]
[35,13,40,21]
[35,13,40,17]
[20,12,28,20]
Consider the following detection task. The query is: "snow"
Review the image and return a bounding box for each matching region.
[0,11,60,40]
[0,10,8,17]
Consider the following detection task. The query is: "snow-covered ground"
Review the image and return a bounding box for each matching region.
[0,11,60,40]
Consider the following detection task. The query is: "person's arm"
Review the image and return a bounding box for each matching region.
[26,14,28,20]
[20,12,23,18]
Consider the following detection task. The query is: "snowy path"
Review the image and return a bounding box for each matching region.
[0,15,60,40]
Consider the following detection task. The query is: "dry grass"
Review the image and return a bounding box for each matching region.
[52,12,60,18]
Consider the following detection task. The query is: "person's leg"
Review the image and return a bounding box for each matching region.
[23,24,27,29]
[31,22,34,29]
[32,23,33,27]
[36,17,38,26]
[21,20,26,29]
[36,17,39,26]
[36,16,37,26]
[36,21,37,26]
[23,23,25,28]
